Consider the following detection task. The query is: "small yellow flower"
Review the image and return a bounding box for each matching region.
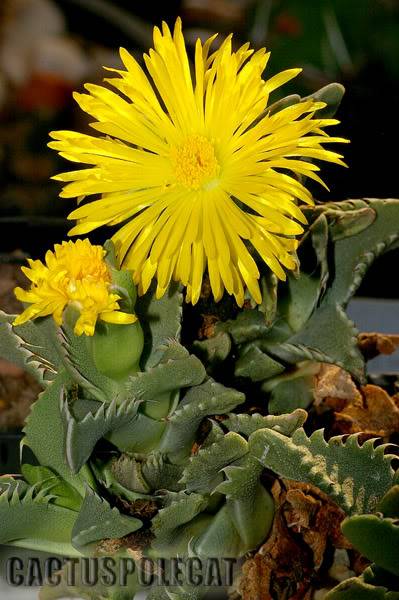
[49,18,348,306]
[13,239,137,336]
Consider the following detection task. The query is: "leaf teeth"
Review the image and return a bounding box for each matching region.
[57,321,119,403]
[125,342,206,404]
[135,280,183,370]
[160,379,245,460]
[215,455,264,501]
[1,480,55,507]
[224,409,307,437]
[71,487,141,552]
[62,391,141,473]
[4,198,399,573]
[179,432,248,495]
[250,427,397,515]
[0,311,59,384]
[151,491,207,552]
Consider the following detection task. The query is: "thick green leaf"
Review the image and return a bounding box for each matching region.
[258,271,279,328]
[135,281,183,369]
[342,514,399,576]
[327,206,376,241]
[92,458,152,501]
[0,311,60,384]
[218,309,271,344]
[180,432,248,495]
[90,320,143,381]
[0,482,78,556]
[151,491,209,555]
[125,341,206,405]
[108,342,206,454]
[23,376,86,495]
[141,453,183,492]
[250,428,396,514]
[267,94,300,116]
[58,307,119,402]
[0,477,28,495]
[111,453,183,494]
[224,408,307,437]
[71,487,142,553]
[192,332,231,368]
[215,455,275,551]
[62,395,141,473]
[192,468,274,559]
[306,199,399,307]
[268,376,315,414]
[327,564,399,600]
[378,485,399,518]
[362,566,399,596]
[39,557,139,600]
[326,578,399,599]
[235,343,285,381]
[107,412,166,454]
[272,303,365,381]
[21,464,82,511]
[303,82,345,118]
[159,379,245,460]
[192,504,251,559]
[279,213,329,332]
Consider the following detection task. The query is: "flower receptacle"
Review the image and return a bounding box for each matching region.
[91,320,144,381]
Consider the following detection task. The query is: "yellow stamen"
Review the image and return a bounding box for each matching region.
[171,135,219,190]
[48,19,348,306]
[13,239,137,336]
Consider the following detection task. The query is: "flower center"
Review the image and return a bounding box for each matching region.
[171,135,219,190]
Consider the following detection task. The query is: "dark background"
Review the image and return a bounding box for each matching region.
[0,0,398,295]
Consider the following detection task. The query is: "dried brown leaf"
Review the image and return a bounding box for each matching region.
[313,364,361,411]
[358,332,399,361]
[334,383,399,439]
[239,480,349,600]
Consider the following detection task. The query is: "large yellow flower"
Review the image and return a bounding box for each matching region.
[14,239,137,336]
[49,19,347,306]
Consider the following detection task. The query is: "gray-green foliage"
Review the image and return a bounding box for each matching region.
[249,428,396,515]
[208,198,399,415]
[1,197,399,600]
[0,310,60,384]
[0,480,79,556]
[71,487,142,554]
[327,486,399,598]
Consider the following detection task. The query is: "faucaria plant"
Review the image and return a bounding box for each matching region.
[326,483,399,599]
[0,18,398,600]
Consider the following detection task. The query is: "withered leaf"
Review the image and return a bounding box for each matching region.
[358,332,399,361]
[335,383,399,439]
[238,480,349,600]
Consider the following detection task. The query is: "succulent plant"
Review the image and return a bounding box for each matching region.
[324,483,399,599]
[0,24,397,592]
[0,194,399,599]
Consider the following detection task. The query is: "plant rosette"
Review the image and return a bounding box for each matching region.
[0,18,398,600]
